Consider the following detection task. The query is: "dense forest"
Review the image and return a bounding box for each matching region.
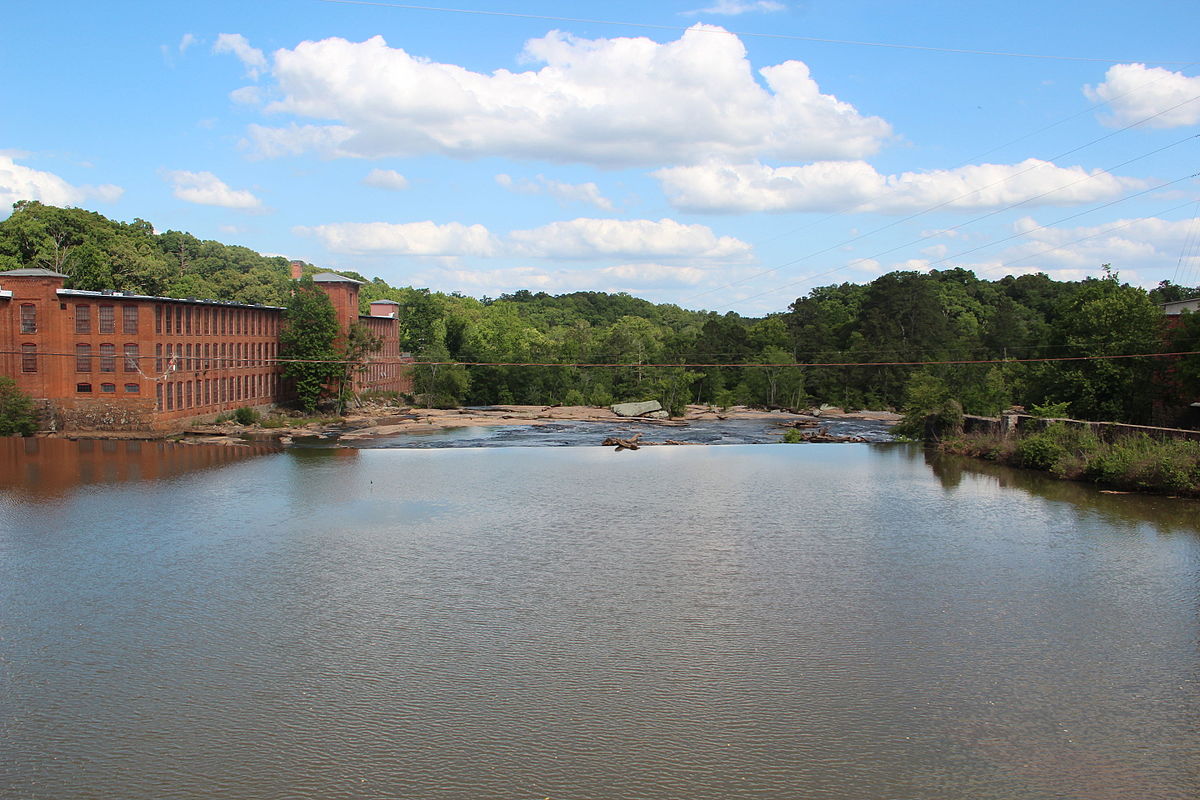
[2,201,1197,423]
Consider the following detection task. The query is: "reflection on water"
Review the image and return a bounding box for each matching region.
[0,441,1197,800]
[0,438,280,500]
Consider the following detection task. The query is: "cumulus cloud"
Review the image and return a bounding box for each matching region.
[0,155,123,209]
[229,86,263,105]
[163,170,262,209]
[1084,64,1200,128]
[213,33,267,80]
[298,217,752,262]
[179,33,196,54]
[510,218,752,260]
[495,174,613,210]
[995,215,1197,271]
[655,159,1142,214]
[362,168,410,190]
[247,26,890,166]
[296,221,501,256]
[684,1,786,15]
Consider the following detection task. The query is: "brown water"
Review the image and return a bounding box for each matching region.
[1,439,1198,799]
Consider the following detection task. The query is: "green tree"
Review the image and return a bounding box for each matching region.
[279,277,341,412]
[0,377,38,436]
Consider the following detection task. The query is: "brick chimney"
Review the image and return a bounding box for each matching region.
[290,260,305,280]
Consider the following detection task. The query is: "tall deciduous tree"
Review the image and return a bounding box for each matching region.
[279,277,341,412]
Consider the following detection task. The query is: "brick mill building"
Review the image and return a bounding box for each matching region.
[0,265,411,431]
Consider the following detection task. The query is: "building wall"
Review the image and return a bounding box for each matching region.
[1,271,411,430]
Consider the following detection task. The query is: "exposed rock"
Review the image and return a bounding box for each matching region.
[611,400,663,417]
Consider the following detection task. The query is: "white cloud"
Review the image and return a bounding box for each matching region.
[248,26,890,167]
[495,174,613,210]
[297,221,501,256]
[413,261,745,298]
[230,86,263,105]
[508,218,752,260]
[362,169,410,191]
[298,216,752,262]
[993,215,1196,271]
[684,1,786,15]
[1084,63,1200,128]
[213,33,267,80]
[655,159,1141,214]
[0,155,123,209]
[163,170,262,209]
[179,33,196,54]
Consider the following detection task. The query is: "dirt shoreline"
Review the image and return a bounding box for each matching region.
[43,404,900,446]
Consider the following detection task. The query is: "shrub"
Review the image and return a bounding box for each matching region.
[0,377,37,436]
[783,427,805,443]
[1029,401,1072,418]
[234,406,261,426]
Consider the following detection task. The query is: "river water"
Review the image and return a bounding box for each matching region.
[1,438,1198,800]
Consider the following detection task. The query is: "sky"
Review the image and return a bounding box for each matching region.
[2,0,1198,314]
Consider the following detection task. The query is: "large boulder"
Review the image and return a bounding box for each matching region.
[611,400,663,417]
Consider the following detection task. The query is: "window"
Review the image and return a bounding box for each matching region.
[155,343,163,372]
[155,305,162,334]
[166,382,174,410]
[20,304,36,334]
[76,344,92,373]
[185,307,192,335]
[186,381,193,408]
[124,344,139,372]
[122,305,138,334]
[175,306,182,335]
[164,305,172,334]
[76,383,92,393]
[156,383,163,410]
[21,343,37,373]
[124,383,140,394]
[99,305,115,334]
[100,383,116,394]
[186,343,193,370]
[175,382,183,410]
[75,304,91,334]
[99,343,116,372]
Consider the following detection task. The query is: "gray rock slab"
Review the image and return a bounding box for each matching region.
[611,400,663,417]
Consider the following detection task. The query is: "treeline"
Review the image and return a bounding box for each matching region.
[2,202,1197,422]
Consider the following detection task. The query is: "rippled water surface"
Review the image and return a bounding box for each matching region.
[1,440,1198,800]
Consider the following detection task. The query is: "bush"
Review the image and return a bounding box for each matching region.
[0,377,37,436]
[782,427,805,443]
[234,406,261,426]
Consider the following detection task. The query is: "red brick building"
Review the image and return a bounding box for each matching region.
[0,267,411,431]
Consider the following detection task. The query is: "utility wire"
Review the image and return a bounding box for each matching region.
[681,97,1200,308]
[314,0,1194,65]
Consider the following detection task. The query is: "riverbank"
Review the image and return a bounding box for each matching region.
[936,422,1200,497]
[40,404,899,446]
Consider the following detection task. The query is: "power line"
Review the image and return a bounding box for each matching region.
[314,0,1194,65]
[681,98,1200,308]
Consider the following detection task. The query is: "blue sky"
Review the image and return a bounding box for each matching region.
[3,0,1198,313]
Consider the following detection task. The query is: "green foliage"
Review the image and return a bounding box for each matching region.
[0,377,38,436]
[1029,401,1071,418]
[782,427,805,443]
[234,407,261,426]
[279,277,341,412]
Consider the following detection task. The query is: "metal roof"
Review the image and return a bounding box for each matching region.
[58,288,283,310]
[0,267,69,278]
[312,272,364,285]
[369,299,400,305]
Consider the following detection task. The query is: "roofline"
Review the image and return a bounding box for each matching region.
[58,288,283,311]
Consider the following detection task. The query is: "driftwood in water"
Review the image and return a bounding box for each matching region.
[602,433,642,451]
[778,419,821,429]
[788,426,867,443]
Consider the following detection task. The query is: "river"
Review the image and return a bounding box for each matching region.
[1,438,1197,799]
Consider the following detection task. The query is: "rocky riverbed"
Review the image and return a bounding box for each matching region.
[172,404,899,448]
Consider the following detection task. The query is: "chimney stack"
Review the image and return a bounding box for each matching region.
[290,260,305,280]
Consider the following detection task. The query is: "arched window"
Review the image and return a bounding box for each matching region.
[76,343,92,373]
[75,304,91,334]
[98,305,115,334]
[21,343,37,373]
[100,383,116,394]
[20,304,36,334]
[124,383,140,394]
[76,383,92,393]
[122,305,138,334]
[99,344,116,372]
[124,343,139,372]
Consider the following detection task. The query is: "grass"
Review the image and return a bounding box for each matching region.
[937,422,1200,496]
